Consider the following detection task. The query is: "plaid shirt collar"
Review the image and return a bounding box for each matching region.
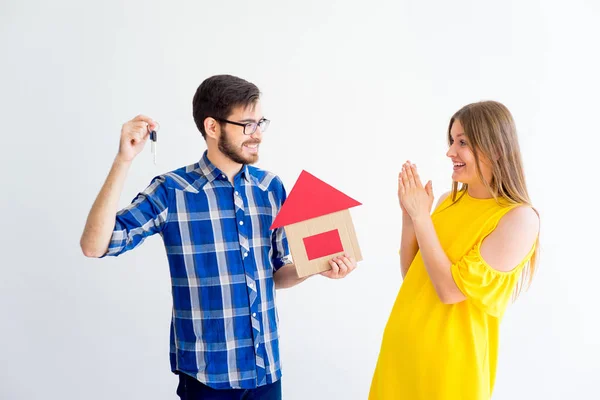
[197,150,251,183]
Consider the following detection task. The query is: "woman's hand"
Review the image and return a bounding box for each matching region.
[397,170,409,217]
[398,161,434,221]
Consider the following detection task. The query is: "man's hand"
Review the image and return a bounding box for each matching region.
[117,114,158,162]
[320,255,357,279]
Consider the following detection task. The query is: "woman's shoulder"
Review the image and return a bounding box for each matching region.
[497,205,540,235]
[435,191,452,209]
[479,205,539,272]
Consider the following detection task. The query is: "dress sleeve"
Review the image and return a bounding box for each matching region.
[451,243,525,317]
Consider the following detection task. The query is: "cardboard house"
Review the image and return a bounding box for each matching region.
[270,171,363,278]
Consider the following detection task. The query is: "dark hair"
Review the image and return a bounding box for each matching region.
[192,75,260,139]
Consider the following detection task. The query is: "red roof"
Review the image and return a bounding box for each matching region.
[270,170,362,229]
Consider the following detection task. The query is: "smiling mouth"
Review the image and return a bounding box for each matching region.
[243,143,259,153]
[453,162,466,171]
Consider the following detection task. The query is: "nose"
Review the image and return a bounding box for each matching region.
[250,127,263,141]
[446,144,456,158]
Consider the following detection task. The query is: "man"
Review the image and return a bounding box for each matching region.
[80,75,357,399]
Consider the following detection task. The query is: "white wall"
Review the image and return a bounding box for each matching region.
[1,0,598,399]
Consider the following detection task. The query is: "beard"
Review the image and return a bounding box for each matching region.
[218,128,260,165]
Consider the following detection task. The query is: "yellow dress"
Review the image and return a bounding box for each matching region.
[369,192,536,400]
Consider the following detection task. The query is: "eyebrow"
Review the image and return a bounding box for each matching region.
[451,133,465,138]
[239,116,264,123]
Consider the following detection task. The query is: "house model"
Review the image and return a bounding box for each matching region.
[270,170,363,278]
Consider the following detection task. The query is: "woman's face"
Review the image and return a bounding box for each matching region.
[446,119,492,186]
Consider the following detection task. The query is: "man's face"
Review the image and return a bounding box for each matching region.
[218,102,264,165]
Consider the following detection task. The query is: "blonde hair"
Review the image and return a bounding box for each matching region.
[448,101,539,296]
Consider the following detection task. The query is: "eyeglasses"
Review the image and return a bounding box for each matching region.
[214,117,270,135]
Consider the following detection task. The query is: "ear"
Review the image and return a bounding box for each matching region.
[204,117,220,140]
[489,146,501,162]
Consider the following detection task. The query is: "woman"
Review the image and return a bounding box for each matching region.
[369,101,540,399]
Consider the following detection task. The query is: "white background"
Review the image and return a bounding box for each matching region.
[2,1,599,399]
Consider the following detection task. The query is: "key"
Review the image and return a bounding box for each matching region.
[150,129,157,165]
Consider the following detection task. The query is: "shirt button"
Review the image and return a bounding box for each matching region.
[235,191,239,196]
[256,343,259,349]
[252,313,256,317]
[239,221,244,226]
[221,174,226,179]
[244,252,249,257]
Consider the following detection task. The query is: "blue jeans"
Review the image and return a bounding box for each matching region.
[176,373,282,400]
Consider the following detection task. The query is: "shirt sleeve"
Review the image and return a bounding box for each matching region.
[271,227,291,272]
[102,175,170,257]
[270,177,291,271]
[450,243,524,317]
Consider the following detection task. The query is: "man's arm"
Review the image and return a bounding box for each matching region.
[80,115,158,257]
[273,263,309,289]
[80,157,132,257]
[274,256,357,289]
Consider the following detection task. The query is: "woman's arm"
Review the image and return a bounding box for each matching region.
[399,215,418,278]
[402,163,539,304]
[400,189,450,279]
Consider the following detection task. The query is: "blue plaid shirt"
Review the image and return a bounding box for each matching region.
[104,151,290,389]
